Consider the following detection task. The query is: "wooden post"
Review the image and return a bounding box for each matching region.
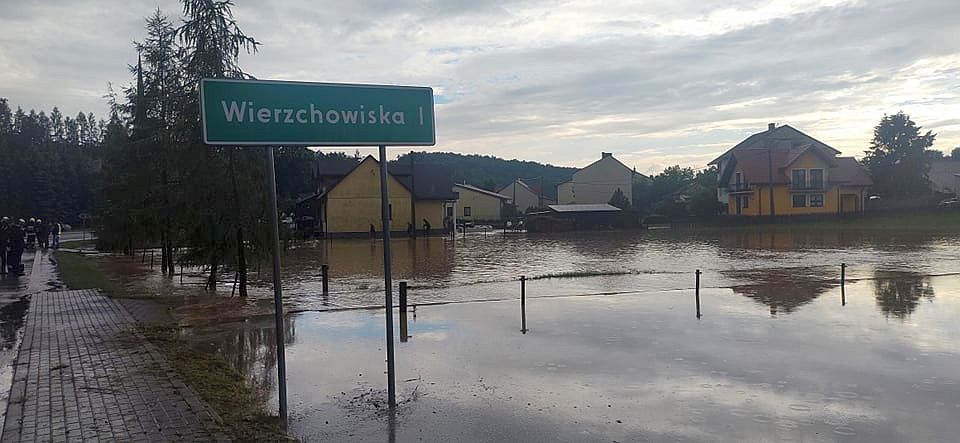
[322,264,330,295]
[521,275,527,333]
[399,281,408,342]
[841,262,846,286]
[695,269,702,319]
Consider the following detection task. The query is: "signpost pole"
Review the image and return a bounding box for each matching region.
[379,144,397,408]
[265,147,289,427]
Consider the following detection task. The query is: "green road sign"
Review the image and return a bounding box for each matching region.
[200,79,436,146]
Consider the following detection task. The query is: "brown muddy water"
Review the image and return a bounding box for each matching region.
[165,229,960,442]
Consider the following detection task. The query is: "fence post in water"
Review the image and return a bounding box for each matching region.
[321,264,330,295]
[150,250,154,269]
[841,263,846,286]
[521,275,527,333]
[695,269,702,319]
[399,281,408,342]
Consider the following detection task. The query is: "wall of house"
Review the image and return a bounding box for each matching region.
[326,158,414,233]
[557,156,633,205]
[499,181,548,213]
[728,185,868,216]
[454,186,504,222]
[414,200,445,231]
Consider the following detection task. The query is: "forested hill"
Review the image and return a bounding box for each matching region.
[395,151,576,199]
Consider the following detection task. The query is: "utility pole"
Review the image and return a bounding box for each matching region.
[767,148,775,216]
[409,151,416,238]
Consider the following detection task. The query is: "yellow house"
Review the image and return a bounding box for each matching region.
[302,156,455,236]
[452,183,511,222]
[712,124,872,216]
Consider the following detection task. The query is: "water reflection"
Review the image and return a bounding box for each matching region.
[872,271,935,319]
[725,267,837,315]
[181,314,297,404]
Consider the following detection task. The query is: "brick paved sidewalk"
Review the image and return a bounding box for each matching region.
[1,290,228,442]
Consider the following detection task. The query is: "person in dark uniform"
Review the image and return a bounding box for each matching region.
[422,218,431,236]
[37,219,50,249]
[7,219,25,275]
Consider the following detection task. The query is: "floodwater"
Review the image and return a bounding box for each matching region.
[175,228,960,442]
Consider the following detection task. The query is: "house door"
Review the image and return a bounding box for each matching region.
[735,196,743,215]
[841,194,858,213]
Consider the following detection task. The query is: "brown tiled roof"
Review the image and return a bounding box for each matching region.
[731,149,871,187]
[733,149,791,184]
[831,157,873,186]
[710,124,842,165]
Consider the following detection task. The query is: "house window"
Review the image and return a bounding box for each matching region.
[446,206,453,217]
[810,194,824,207]
[389,204,393,220]
[810,169,824,189]
[464,206,472,217]
[741,195,749,208]
[792,169,806,188]
[735,172,742,186]
[792,194,807,208]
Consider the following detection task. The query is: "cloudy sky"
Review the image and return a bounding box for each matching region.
[2,0,958,173]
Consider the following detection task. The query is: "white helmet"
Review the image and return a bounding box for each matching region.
[29,218,35,223]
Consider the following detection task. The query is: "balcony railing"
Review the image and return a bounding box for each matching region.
[790,182,824,190]
[729,183,752,192]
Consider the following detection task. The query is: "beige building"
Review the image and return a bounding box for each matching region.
[557,153,635,205]
[452,183,511,222]
[498,179,556,213]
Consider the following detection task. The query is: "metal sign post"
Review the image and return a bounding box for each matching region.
[378,144,397,407]
[265,148,288,426]
[200,78,435,413]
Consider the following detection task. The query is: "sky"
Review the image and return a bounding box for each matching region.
[1,0,959,174]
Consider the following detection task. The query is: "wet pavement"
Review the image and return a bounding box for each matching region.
[159,228,960,442]
[0,247,67,433]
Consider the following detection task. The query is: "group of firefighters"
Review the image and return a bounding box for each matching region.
[0,217,62,276]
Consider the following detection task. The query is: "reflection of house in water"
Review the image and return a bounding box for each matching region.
[726,268,837,315]
[873,271,935,319]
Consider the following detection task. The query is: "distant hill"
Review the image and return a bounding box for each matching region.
[394,152,576,199]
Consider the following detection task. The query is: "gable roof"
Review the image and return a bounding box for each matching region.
[709,124,842,165]
[454,183,512,200]
[730,148,872,186]
[314,155,456,201]
[391,162,457,200]
[577,155,634,175]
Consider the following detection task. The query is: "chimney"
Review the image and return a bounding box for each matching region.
[602,152,612,159]
[768,123,776,131]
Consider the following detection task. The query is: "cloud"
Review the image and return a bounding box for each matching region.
[1,0,958,170]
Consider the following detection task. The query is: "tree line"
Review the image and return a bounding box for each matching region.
[0,99,101,223]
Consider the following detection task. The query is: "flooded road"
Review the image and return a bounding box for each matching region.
[249,229,960,313]
[171,227,960,441]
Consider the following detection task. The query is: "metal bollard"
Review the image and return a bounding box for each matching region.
[521,275,527,333]
[399,281,408,342]
[321,264,330,295]
[841,263,846,286]
[695,269,702,319]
